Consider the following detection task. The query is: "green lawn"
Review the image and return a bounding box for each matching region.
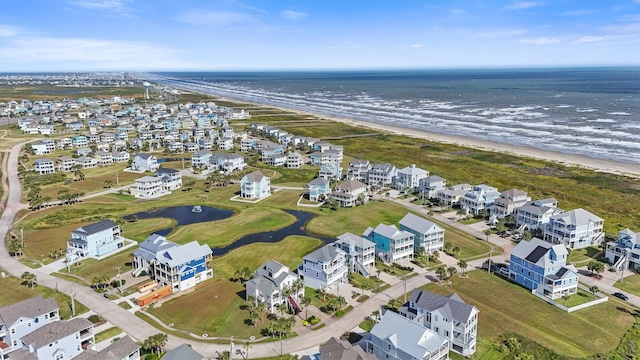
[565,288,598,308]
[121,218,176,242]
[94,327,123,343]
[614,274,640,297]
[420,270,635,358]
[65,250,133,282]
[348,272,387,293]
[567,246,602,266]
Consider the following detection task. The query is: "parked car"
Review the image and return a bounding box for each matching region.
[499,267,510,276]
[103,293,110,299]
[613,292,629,301]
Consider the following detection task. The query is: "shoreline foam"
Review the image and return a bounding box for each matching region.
[175,86,640,178]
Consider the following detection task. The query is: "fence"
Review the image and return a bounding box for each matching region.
[531,284,608,313]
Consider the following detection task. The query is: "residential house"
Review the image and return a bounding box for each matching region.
[160,343,203,360]
[198,137,213,150]
[191,150,211,168]
[94,151,113,166]
[184,142,198,153]
[366,310,450,360]
[209,152,246,173]
[240,138,256,152]
[167,141,184,153]
[286,152,304,168]
[218,136,234,150]
[605,229,640,271]
[399,213,445,254]
[71,135,88,148]
[490,189,531,219]
[330,180,368,207]
[112,151,130,163]
[264,153,287,167]
[18,318,95,360]
[312,337,375,360]
[57,138,72,149]
[395,164,429,193]
[245,260,304,313]
[398,289,479,357]
[66,219,123,261]
[132,234,213,292]
[31,140,53,155]
[66,121,85,131]
[333,233,375,276]
[155,168,182,191]
[437,184,473,207]
[367,163,397,187]
[509,237,578,299]
[129,176,166,199]
[515,198,562,232]
[544,208,605,249]
[33,159,55,175]
[364,224,414,263]
[129,138,143,149]
[0,296,60,356]
[347,159,370,181]
[76,156,97,169]
[310,152,331,166]
[73,336,140,360]
[299,245,348,290]
[419,175,446,200]
[76,147,91,157]
[240,171,271,199]
[307,178,331,202]
[318,161,343,180]
[56,156,76,172]
[460,184,501,216]
[131,153,159,172]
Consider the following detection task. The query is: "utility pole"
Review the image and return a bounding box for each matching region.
[70,287,76,317]
[116,172,119,186]
[404,275,407,303]
[488,247,493,275]
[230,336,234,359]
[20,226,24,247]
[116,266,122,288]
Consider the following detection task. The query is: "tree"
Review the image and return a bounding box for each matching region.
[457,259,468,276]
[483,229,492,242]
[104,180,113,188]
[21,272,37,287]
[446,266,457,280]
[456,207,467,220]
[183,180,197,191]
[243,341,252,360]
[562,294,570,307]
[452,246,461,258]
[587,261,605,278]
[480,209,489,220]
[444,242,453,253]
[317,288,327,302]
[435,266,448,283]
[143,333,167,355]
[301,296,311,320]
[589,285,599,299]
[522,229,532,241]
[8,239,22,256]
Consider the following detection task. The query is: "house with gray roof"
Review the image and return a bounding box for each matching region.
[73,335,140,360]
[132,234,213,292]
[333,233,375,277]
[395,164,429,193]
[19,318,94,360]
[490,188,530,220]
[399,213,444,254]
[366,310,450,360]
[245,260,303,313]
[363,224,414,264]
[330,180,368,207]
[66,219,123,263]
[544,208,605,249]
[515,198,562,232]
[307,178,331,202]
[33,159,55,175]
[606,228,640,272]
[209,152,246,173]
[347,159,370,182]
[437,184,473,207]
[460,184,501,216]
[418,175,446,200]
[509,237,578,300]
[155,168,182,191]
[399,289,479,357]
[240,171,271,199]
[161,343,203,360]
[131,153,159,172]
[0,297,59,357]
[310,337,375,360]
[366,163,397,187]
[300,245,348,290]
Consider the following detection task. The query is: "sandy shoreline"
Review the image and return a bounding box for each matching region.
[178,87,640,178]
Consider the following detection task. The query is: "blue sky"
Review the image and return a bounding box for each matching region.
[0,0,639,71]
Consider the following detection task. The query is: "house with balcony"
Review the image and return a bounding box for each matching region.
[209,152,246,173]
[366,163,397,187]
[66,219,123,262]
[112,151,130,163]
[399,213,444,254]
[191,150,211,168]
[398,289,478,357]
[245,260,304,313]
[57,137,72,150]
[218,136,234,150]
[515,198,562,232]
[299,245,348,290]
[490,188,531,219]
[131,153,159,172]
[509,237,578,299]
[56,156,76,172]
[307,178,331,202]
[18,318,95,360]
[240,171,271,199]
[31,140,54,155]
[73,336,140,360]
[347,159,370,181]
[132,234,213,292]
[264,153,287,167]
[0,297,59,357]
[333,233,375,276]
[155,168,182,191]
[129,176,166,199]
[605,229,640,271]
[71,135,88,148]
[330,179,368,207]
[286,152,304,168]
[318,161,342,180]
[437,184,473,207]
[310,152,331,166]
[316,337,375,360]
[76,156,97,169]
[241,138,256,152]
[419,175,446,200]
[544,208,605,249]
[366,310,450,360]
[460,184,501,216]
[364,223,414,263]
[198,137,214,150]
[94,151,114,166]
[34,159,55,175]
[395,164,429,193]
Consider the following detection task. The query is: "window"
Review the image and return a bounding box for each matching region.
[11,328,15,334]
[55,353,65,360]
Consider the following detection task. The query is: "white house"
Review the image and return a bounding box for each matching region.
[333,233,375,277]
[347,159,370,181]
[19,318,95,360]
[419,175,446,200]
[460,184,501,216]
[240,171,271,199]
[56,156,76,172]
[399,213,445,254]
[299,245,348,290]
[286,152,304,168]
[154,168,182,191]
[131,153,159,172]
[66,219,123,262]
[245,260,304,313]
[330,180,368,207]
[395,164,429,193]
[606,229,640,271]
[209,152,247,173]
[366,163,397,187]
[490,188,531,219]
[363,224,414,263]
[73,336,140,360]
[544,208,605,249]
[515,198,562,232]
[33,159,55,175]
[129,176,166,199]
[0,297,60,356]
[437,184,473,207]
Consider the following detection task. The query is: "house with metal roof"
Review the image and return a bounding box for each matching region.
[544,208,605,249]
[131,153,159,172]
[395,164,429,193]
[73,335,140,360]
[129,176,166,199]
[418,175,446,200]
[299,245,348,290]
[245,260,303,313]
[66,219,123,262]
[161,343,203,360]
[366,163,397,187]
[0,297,59,357]
[509,237,578,299]
[366,310,450,360]
[154,168,182,191]
[605,228,640,272]
[330,180,368,207]
[333,233,375,277]
[307,178,331,202]
[460,184,501,216]
[310,337,375,360]
[515,198,562,232]
[399,213,444,254]
[436,184,473,207]
[347,159,370,182]
[33,159,55,175]
[240,171,271,199]
[363,224,414,264]
[399,289,479,357]
[18,318,94,360]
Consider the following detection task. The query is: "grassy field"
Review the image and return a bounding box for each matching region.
[614,274,640,297]
[94,327,123,343]
[421,270,635,358]
[0,85,145,101]
[121,218,176,242]
[567,246,603,266]
[65,250,133,281]
[0,271,89,319]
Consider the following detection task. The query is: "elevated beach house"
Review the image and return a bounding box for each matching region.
[605,229,640,271]
[363,223,414,264]
[66,219,123,262]
[18,318,95,360]
[131,153,159,172]
[515,198,562,232]
[330,179,368,207]
[240,171,271,199]
[395,164,429,193]
[245,260,304,314]
[307,178,331,202]
[399,213,445,254]
[544,208,605,249]
[0,296,60,356]
[299,245,348,290]
[333,232,376,277]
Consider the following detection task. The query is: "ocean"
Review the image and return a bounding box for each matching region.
[147,68,640,165]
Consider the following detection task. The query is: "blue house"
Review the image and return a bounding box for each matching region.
[363,224,414,263]
[71,135,88,147]
[509,237,578,299]
[307,178,330,201]
[66,219,123,262]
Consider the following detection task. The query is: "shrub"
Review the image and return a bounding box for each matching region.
[88,315,101,323]
[139,271,147,277]
[335,309,346,318]
[308,316,320,325]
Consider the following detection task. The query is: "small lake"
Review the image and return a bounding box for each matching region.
[125,206,332,256]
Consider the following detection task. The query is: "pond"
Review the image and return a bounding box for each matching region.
[125,206,332,256]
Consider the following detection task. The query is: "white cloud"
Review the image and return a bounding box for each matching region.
[411,44,424,48]
[70,0,127,10]
[451,8,467,15]
[177,10,257,26]
[573,36,604,44]
[519,38,560,45]
[0,25,24,37]
[506,2,543,10]
[474,28,528,38]
[280,10,307,20]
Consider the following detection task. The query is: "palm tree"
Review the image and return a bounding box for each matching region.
[256,301,267,323]
[21,272,36,287]
[452,246,461,258]
[243,341,252,360]
[457,259,468,276]
[589,285,599,300]
[447,266,457,280]
[456,207,467,220]
[562,294,570,307]
[104,180,113,188]
[483,229,492,242]
[317,288,327,302]
[435,266,447,283]
[301,296,311,319]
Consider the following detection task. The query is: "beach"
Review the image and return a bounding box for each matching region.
[182,89,640,179]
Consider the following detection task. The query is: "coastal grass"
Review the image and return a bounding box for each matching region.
[94,327,123,343]
[0,271,89,319]
[0,85,145,101]
[565,288,598,308]
[65,250,133,281]
[421,270,635,358]
[567,246,602,266]
[121,218,176,242]
[614,274,640,297]
[169,207,295,248]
